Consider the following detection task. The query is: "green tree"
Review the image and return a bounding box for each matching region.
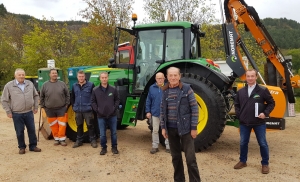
[200,24,225,60]
[77,0,134,66]
[0,14,27,85]
[143,0,217,24]
[287,49,300,73]
[0,3,8,17]
[20,19,80,79]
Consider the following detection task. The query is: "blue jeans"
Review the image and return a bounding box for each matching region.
[97,116,117,148]
[239,124,269,165]
[12,111,37,150]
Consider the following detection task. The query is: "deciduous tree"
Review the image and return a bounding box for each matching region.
[77,0,134,66]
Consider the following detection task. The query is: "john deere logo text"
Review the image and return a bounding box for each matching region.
[253,94,260,98]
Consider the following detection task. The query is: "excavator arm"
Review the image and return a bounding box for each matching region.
[222,0,300,103]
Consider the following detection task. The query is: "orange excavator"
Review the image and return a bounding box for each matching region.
[222,0,299,127]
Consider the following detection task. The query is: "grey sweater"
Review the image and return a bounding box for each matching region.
[1,80,39,114]
[40,80,70,109]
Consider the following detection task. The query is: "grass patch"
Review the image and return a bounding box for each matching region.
[295,97,300,113]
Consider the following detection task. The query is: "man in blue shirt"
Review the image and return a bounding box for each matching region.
[146,72,170,154]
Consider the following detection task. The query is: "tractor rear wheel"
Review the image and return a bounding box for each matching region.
[66,106,128,142]
[180,73,227,152]
[66,106,97,142]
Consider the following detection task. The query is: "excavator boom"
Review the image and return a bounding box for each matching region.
[223,0,300,103]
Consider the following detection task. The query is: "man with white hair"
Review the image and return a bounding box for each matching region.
[1,68,41,154]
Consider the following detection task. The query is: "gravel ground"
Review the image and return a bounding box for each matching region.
[0,107,299,182]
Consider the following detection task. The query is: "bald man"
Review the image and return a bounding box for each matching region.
[1,68,41,154]
[145,72,170,154]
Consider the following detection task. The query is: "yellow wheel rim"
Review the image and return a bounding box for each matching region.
[195,93,208,134]
[67,106,88,132]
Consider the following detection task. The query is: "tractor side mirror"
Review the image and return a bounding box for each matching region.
[108,58,115,68]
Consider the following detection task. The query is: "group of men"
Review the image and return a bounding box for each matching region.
[1,68,120,155]
[1,66,275,181]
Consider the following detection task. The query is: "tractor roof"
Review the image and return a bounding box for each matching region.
[135,21,192,29]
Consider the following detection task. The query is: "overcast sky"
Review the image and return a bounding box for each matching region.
[1,0,299,23]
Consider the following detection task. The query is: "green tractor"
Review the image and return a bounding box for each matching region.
[70,19,232,151]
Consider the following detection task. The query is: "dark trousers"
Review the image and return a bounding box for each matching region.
[75,111,96,142]
[168,128,201,182]
[12,111,37,150]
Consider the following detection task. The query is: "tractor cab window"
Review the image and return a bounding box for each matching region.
[190,32,198,59]
[165,29,183,61]
[135,29,163,90]
[135,28,184,90]
[116,50,130,64]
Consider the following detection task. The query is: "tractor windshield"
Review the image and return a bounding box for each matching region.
[135,28,183,90]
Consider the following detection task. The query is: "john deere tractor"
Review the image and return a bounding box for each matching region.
[66,1,294,151]
[68,16,231,151]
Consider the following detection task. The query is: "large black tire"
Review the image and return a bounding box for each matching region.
[66,106,98,143]
[181,73,227,152]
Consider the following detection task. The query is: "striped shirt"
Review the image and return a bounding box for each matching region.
[161,85,199,130]
[166,87,180,128]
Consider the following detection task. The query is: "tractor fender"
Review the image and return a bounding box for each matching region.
[155,61,231,91]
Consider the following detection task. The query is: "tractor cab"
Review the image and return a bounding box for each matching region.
[109,18,206,93]
[107,15,223,125]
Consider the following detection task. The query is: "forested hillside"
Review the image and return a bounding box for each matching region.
[1,2,300,89]
[262,18,300,49]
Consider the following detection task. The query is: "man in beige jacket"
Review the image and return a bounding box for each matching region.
[1,68,41,154]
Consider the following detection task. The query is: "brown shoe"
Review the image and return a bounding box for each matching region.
[54,140,60,146]
[234,161,247,169]
[60,140,67,146]
[30,147,41,152]
[262,165,269,174]
[19,148,25,154]
[150,148,159,154]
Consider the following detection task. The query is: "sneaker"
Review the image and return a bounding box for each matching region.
[30,147,41,152]
[262,165,269,174]
[54,140,60,146]
[234,161,247,169]
[73,141,83,148]
[112,147,119,154]
[100,148,107,155]
[19,148,25,154]
[60,140,67,146]
[150,148,159,154]
[91,140,98,148]
[165,149,171,153]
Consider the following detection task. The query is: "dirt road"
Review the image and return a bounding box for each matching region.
[0,107,299,182]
